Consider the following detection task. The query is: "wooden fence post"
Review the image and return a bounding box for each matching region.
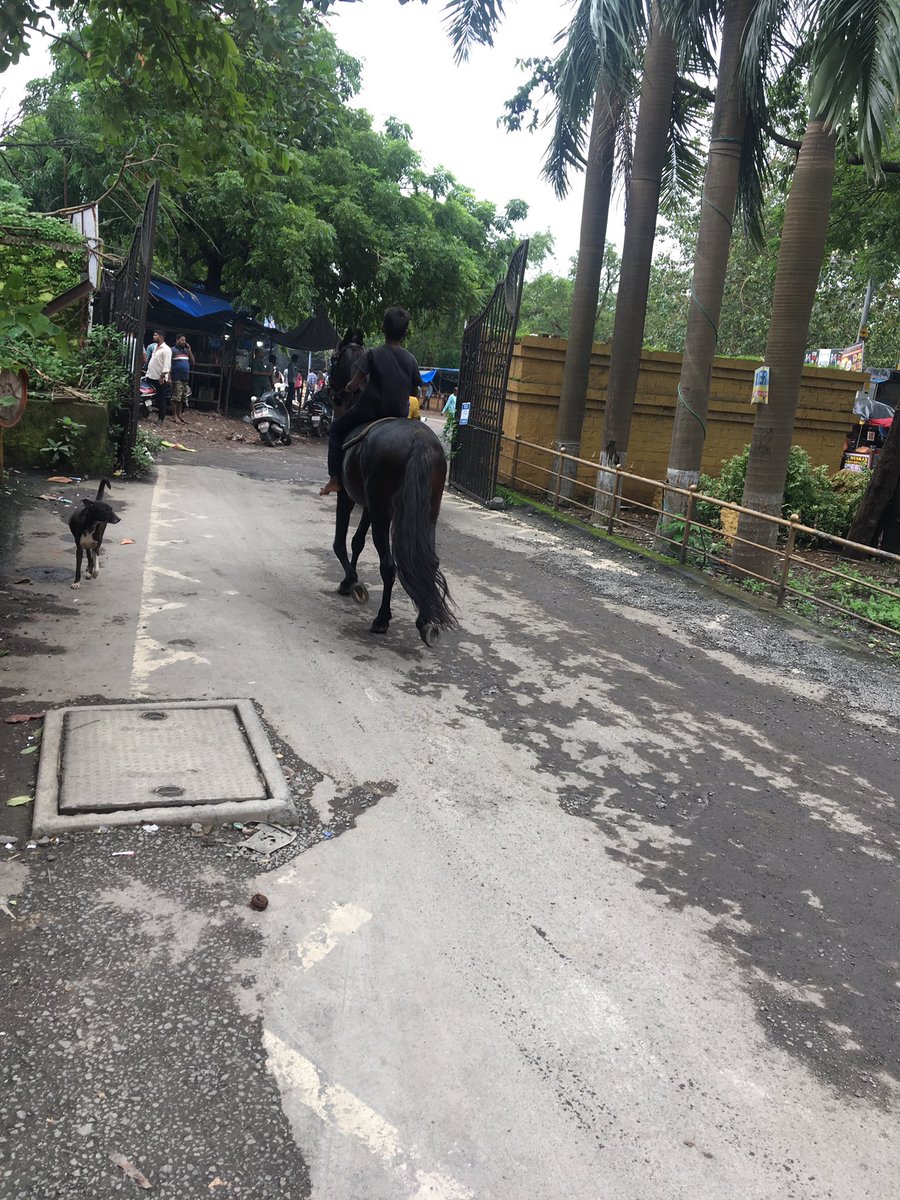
[553,445,566,509]
[606,469,621,535]
[679,485,698,565]
[777,513,800,604]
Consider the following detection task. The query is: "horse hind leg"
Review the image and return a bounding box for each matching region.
[369,518,395,635]
[333,490,357,594]
[348,510,371,603]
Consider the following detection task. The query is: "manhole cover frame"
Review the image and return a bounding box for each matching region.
[33,699,294,835]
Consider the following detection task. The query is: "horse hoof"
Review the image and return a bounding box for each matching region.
[422,624,441,648]
[351,583,369,604]
[337,581,352,596]
[370,619,389,635]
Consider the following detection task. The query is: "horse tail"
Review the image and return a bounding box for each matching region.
[392,438,457,633]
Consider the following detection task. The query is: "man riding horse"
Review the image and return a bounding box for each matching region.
[318,305,455,644]
[319,306,422,496]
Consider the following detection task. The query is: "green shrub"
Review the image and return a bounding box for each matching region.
[132,427,165,475]
[696,445,869,540]
[40,415,86,466]
[789,565,900,633]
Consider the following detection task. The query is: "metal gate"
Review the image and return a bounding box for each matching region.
[95,181,160,470]
[449,239,528,502]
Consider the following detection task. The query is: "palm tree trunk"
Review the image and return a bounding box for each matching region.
[594,10,677,515]
[661,0,756,521]
[553,87,616,495]
[733,117,837,577]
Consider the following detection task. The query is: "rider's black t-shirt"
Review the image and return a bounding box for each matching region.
[361,345,422,417]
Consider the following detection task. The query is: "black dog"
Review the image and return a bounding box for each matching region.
[68,479,120,589]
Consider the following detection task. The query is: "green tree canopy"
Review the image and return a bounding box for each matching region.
[2,13,541,366]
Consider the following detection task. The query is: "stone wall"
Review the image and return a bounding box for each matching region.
[4,399,112,477]
[499,337,863,503]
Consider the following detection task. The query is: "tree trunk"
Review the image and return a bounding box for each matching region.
[661,0,756,521]
[846,413,900,552]
[204,251,225,293]
[553,88,616,496]
[593,10,677,515]
[732,118,837,578]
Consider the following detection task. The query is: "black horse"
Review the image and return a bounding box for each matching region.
[326,346,455,645]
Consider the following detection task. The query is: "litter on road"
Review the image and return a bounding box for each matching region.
[109,1153,152,1189]
[240,823,297,855]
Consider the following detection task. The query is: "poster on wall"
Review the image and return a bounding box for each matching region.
[836,341,865,371]
[817,349,835,368]
[751,365,770,405]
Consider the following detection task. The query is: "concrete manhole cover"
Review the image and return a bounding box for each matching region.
[34,700,293,835]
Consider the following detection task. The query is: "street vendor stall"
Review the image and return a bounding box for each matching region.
[841,369,899,472]
[145,281,340,415]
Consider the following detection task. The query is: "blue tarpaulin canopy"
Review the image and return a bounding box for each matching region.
[420,368,458,384]
[149,280,233,318]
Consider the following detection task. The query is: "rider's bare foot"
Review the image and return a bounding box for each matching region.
[319,477,341,496]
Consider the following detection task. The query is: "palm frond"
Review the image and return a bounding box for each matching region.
[810,0,900,172]
[659,75,707,214]
[441,0,508,64]
[659,0,717,76]
[735,105,769,247]
[740,0,804,99]
[614,93,637,193]
[542,0,645,196]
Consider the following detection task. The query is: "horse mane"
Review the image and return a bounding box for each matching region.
[330,339,367,396]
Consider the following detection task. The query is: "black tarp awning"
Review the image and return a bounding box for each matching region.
[146,279,339,350]
[279,310,341,351]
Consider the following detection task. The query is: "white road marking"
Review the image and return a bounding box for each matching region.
[131,468,210,689]
[147,564,201,584]
[263,1031,472,1200]
[297,902,372,971]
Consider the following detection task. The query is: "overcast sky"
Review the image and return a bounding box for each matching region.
[329,0,627,271]
[0,0,627,275]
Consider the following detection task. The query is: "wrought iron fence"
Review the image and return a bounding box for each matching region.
[449,240,529,502]
[499,434,900,644]
[94,181,160,470]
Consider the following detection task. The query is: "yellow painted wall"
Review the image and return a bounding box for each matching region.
[499,336,863,503]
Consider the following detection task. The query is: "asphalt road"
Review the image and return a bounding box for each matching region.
[1,427,898,1199]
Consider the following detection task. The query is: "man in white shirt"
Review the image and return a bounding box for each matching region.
[145,330,173,423]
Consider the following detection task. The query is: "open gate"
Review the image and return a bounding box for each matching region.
[449,240,528,503]
[95,181,160,471]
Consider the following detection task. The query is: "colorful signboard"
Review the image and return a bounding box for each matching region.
[836,342,865,371]
[751,365,770,405]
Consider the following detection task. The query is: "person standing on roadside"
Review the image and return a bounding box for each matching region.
[145,330,172,424]
[251,348,273,398]
[442,389,457,417]
[171,335,194,425]
[306,367,318,403]
[286,354,300,410]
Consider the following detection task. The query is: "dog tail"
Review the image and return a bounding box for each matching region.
[95,478,112,501]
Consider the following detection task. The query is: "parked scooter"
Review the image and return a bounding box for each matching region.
[295,392,333,438]
[140,376,192,420]
[249,389,293,447]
